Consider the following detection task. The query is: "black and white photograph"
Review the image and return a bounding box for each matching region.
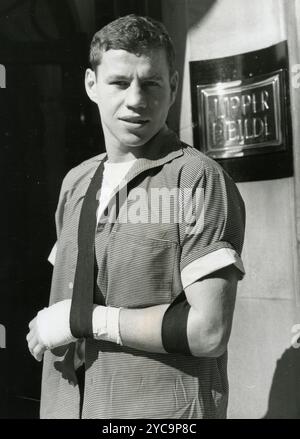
[0,0,300,423]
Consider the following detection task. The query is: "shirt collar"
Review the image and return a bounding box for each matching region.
[97,125,183,185]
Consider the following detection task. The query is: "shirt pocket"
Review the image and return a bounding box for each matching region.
[106,231,178,308]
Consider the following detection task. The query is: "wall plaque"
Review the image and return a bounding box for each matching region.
[198,71,283,158]
[190,42,293,182]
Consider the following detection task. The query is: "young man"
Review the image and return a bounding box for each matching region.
[26,15,245,419]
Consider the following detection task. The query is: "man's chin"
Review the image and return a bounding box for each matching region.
[119,133,153,148]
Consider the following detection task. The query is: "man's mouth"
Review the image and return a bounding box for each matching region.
[119,116,149,125]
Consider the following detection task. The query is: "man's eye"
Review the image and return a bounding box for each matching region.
[111,81,129,88]
[144,81,160,87]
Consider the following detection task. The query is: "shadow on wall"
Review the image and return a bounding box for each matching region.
[166,0,218,135]
[263,346,300,419]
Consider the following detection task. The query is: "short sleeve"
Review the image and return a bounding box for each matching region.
[179,166,246,289]
[47,169,74,265]
[54,170,73,239]
[48,242,57,266]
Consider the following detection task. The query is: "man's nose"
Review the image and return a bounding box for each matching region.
[124,82,147,109]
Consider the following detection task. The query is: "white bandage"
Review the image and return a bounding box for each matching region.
[36,300,77,349]
[92,305,122,345]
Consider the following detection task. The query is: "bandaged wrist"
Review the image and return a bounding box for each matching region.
[37,300,77,349]
[92,305,122,345]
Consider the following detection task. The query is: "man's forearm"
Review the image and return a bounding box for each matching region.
[92,267,237,358]
[96,303,226,358]
[118,304,169,354]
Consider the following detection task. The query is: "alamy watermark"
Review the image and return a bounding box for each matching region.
[0,64,5,88]
[97,187,205,235]
[0,324,6,348]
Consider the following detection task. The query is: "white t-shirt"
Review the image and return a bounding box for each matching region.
[97,159,136,223]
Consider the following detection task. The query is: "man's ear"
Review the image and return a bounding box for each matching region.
[170,70,179,106]
[85,68,98,104]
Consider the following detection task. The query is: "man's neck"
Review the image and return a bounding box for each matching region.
[106,148,140,163]
[103,126,169,163]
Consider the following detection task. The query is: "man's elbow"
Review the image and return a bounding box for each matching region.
[203,330,228,358]
[189,326,230,358]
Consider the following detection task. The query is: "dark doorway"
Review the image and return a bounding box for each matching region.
[0,0,161,418]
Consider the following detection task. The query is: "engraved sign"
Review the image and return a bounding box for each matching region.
[197,71,283,158]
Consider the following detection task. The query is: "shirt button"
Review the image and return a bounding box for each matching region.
[68,282,73,289]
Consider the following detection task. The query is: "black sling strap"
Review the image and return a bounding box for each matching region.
[70,156,107,338]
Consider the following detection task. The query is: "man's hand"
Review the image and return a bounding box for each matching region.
[26,299,77,361]
[26,316,47,361]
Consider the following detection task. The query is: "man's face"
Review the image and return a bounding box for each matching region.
[85,48,178,150]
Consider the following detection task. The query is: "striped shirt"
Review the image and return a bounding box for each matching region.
[40,126,245,419]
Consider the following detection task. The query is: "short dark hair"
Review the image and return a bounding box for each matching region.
[89,14,176,76]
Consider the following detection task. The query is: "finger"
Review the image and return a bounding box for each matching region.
[33,345,46,362]
[28,335,38,352]
[26,330,35,342]
[28,317,37,330]
[29,340,45,359]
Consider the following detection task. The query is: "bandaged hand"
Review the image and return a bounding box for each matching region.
[27,301,122,362]
[26,299,77,361]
